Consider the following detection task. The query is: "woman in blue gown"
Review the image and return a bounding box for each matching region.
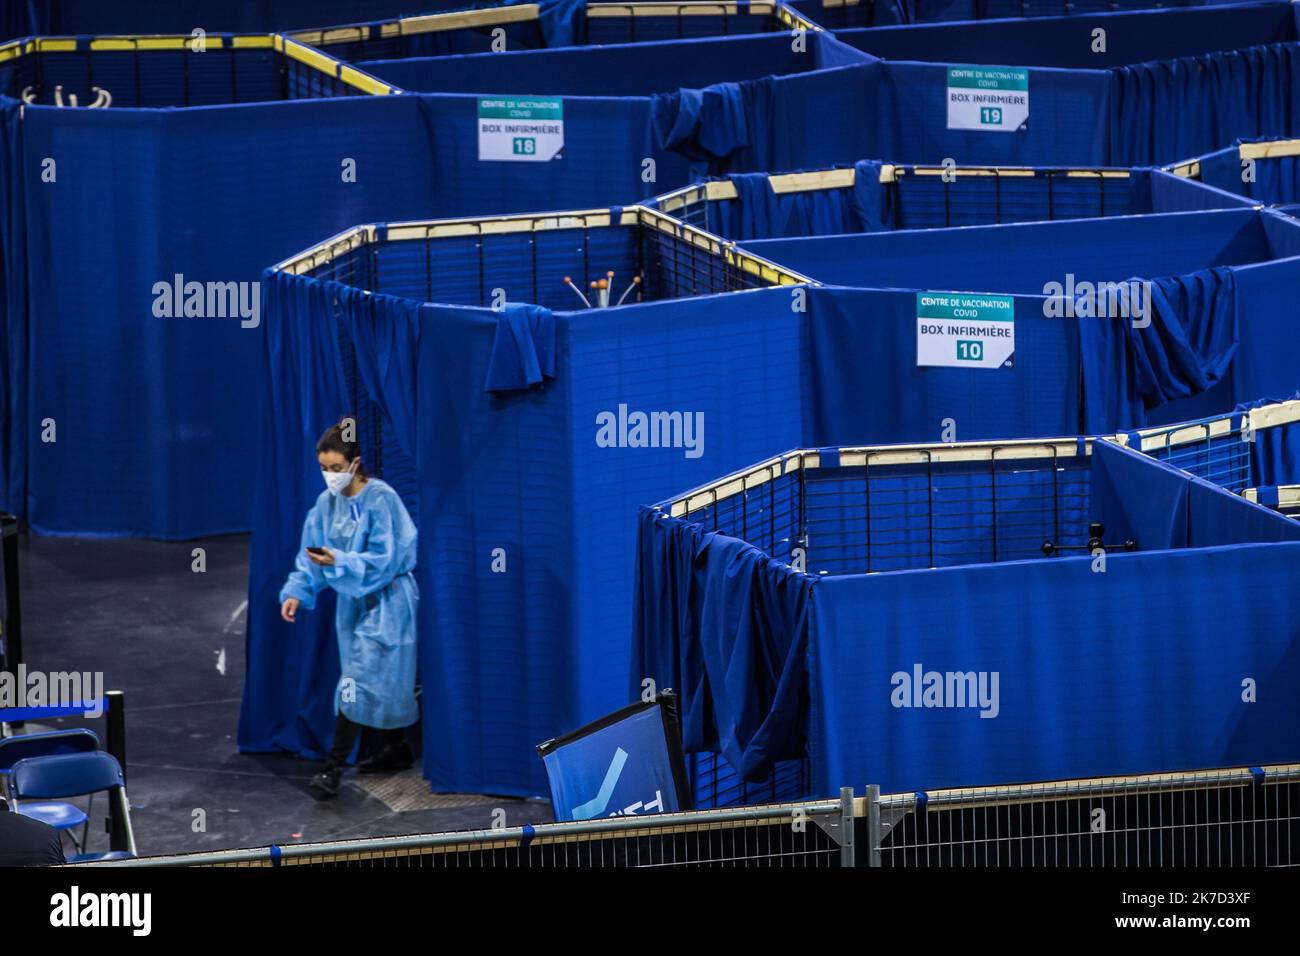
[279,420,419,797]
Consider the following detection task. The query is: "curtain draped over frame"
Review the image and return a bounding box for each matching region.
[1077,267,1239,433]
[631,508,813,781]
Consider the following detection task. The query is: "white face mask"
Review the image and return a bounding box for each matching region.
[322,462,356,496]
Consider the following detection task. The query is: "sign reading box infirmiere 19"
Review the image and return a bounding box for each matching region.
[916,293,1015,369]
[946,66,1028,132]
[478,97,564,161]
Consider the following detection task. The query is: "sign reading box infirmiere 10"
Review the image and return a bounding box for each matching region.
[946,66,1028,132]
[916,293,1015,369]
[478,97,564,161]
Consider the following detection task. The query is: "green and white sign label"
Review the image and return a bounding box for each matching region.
[478,97,563,162]
[917,293,1015,369]
[946,66,1028,132]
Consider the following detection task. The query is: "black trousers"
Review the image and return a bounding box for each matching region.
[326,713,406,770]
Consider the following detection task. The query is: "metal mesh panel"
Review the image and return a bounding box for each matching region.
[300,216,791,310]
[892,170,1132,228]
[682,451,1095,576]
[295,4,790,62]
[1140,417,1254,492]
[871,768,1300,867]
[2,41,371,107]
[0,43,363,108]
[586,5,789,43]
[651,168,1135,241]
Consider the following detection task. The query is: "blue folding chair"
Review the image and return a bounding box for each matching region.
[0,729,100,851]
[10,752,136,862]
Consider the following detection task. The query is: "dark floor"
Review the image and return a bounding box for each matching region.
[9,532,552,857]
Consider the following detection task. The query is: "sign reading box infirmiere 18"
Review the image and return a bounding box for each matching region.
[916,293,1015,369]
[478,97,564,161]
[946,66,1028,132]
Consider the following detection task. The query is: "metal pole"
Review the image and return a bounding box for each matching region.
[106,690,129,853]
[839,786,856,867]
[867,784,882,867]
[106,690,126,784]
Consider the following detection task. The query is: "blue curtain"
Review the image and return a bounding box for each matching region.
[1090,438,1300,550]
[484,303,557,393]
[806,287,1081,445]
[651,54,881,176]
[708,160,892,240]
[1110,44,1300,166]
[810,540,1300,795]
[1237,393,1300,486]
[1078,268,1239,433]
[240,270,356,759]
[2,94,439,537]
[631,508,813,780]
[0,100,27,518]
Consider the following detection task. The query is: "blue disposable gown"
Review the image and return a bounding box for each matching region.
[279,479,419,730]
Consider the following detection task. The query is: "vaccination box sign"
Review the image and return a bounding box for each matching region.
[946,66,1028,132]
[478,97,564,161]
[917,293,1015,369]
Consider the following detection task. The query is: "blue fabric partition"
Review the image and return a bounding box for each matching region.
[1077,267,1239,433]
[705,161,894,240]
[0,94,440,537]
[3,73,780,534]
[809,540,1300,795]
[413,93,693,218]
[1238,393,1300,486]
[744,209,1277,292]
[366,33,884,181]
[1148,168,1257,212]
[751,210,1300,429]
[838,4,1300,165]
[631,508,813,778]
[1090,438,1300,548]
[843,3,1299,69]
[790,0,1275,30]
[242,278,811,795]
[634,437,1300,795]
[561,291,811,728]
[362,33,850,97]
[805,286,1082,444]
[1197,139,1300,205]
[2,1,460,39]
[693,166,1250,242]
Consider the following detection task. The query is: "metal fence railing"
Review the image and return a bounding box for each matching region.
[866,765,1300,867]
[275,206,812,311]
[76,790,856,868]
[0,33,397,109]
[74,761,1300,867]
[1243,484,1300,518]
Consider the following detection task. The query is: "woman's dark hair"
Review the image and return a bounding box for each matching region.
[316,417,367,477]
